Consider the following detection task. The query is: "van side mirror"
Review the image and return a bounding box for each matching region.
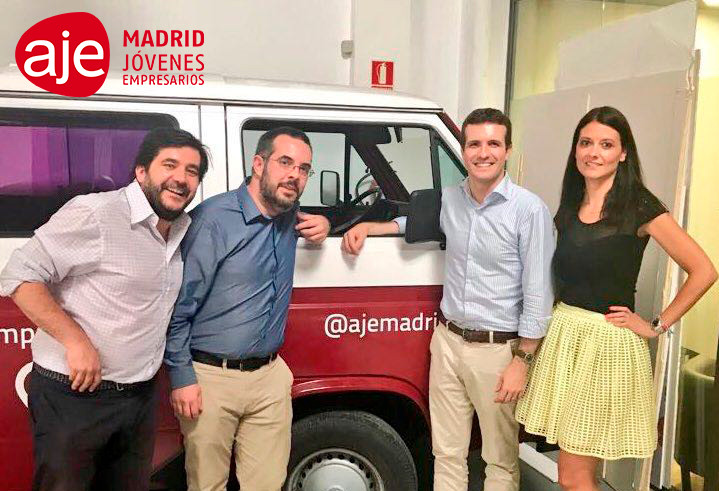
[405,188,444,246]
[320,170,340,207]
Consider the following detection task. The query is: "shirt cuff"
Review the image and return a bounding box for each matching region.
[517,316,551,339]
[0,240,60,297]
[0,278,22,297]
[0,246,47,296]
[393,216,407,234]
[167,363,198,389]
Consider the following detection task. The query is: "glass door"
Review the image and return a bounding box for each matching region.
[507,1,702,489]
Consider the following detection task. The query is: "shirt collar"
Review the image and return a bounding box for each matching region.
[236,181,265,224]
[492,172,513,200]
[461,172,513,206]
[126,180,192,233]
[126,180,157,225]
[236,178,300,223]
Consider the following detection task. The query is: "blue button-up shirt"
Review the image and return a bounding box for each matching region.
[397,174,554,338]
[164,183,298,389]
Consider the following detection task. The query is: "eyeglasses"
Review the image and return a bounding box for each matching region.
[267,156,314,178]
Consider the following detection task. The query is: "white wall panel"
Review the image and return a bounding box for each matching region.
[2,0,352,85]
[3,1,510,124]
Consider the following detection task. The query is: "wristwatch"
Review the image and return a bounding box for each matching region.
[514,348,535,366]
[651,316,669,335]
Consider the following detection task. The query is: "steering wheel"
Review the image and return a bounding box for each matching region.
[331,189,385,235]
[354,172,375,198]
[347,187,382,208]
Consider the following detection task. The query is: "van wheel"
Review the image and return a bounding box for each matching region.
[285,411,418,491]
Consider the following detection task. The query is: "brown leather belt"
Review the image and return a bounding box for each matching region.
[438,313,519,344]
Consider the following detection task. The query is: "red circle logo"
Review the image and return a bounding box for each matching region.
[15,12,110,97]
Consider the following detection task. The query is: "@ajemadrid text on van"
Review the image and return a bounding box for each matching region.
[324,312,438,340]
[122,30,205,86]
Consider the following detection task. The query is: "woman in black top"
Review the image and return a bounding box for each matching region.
[516,106,716,490]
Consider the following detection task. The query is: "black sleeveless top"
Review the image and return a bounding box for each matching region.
[553,189,667,314]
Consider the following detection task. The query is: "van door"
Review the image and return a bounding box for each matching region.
[0,97,200,491]
[226,106,465,378]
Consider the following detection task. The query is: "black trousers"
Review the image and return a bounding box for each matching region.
[28,368,157,491]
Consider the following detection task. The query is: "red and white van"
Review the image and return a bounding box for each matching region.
[0,71,468,490]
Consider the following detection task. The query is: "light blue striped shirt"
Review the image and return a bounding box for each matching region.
[398,174,554,338]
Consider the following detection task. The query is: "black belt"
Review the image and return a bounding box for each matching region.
[438,312,519,344]
[33,364,153,391]
[191,349,277,371]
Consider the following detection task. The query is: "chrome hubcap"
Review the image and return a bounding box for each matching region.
[288,448,384,491]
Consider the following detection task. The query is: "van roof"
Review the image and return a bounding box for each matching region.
[0,69,442,111]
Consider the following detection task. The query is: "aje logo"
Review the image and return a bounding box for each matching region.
[15,12,110,97]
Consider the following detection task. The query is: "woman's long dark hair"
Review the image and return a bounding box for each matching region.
[555,106,648,231]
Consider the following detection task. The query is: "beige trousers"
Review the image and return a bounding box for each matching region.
[429,323,520,491]
[180,356,293,491]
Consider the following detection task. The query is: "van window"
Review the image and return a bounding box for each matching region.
[241,120,452,235]
[438,142,465,187]
[243,130,347,207]
[376,127,433,195]
[0,109,177,236]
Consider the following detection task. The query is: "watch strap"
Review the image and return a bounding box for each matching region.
[651,316,669,334]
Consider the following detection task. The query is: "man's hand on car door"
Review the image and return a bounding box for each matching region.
[296,212,330,244]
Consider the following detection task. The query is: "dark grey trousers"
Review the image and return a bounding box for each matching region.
[28,367,157,491]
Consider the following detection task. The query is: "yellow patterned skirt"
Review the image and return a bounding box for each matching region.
[515,303,657,460]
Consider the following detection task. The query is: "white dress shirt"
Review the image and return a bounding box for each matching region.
[0,181,191,383]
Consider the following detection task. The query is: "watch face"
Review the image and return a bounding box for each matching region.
[516,349,533,363]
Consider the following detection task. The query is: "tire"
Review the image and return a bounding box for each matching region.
[285,411,418,491]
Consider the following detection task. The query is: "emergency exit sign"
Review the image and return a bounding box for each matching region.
[371,60,393,89]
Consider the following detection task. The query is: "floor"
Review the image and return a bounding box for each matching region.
[670,460,705,491]
[467,450,615,490]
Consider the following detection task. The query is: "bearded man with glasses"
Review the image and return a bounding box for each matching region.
[164,126,330,491]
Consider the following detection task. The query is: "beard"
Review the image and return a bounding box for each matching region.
[260,172,301,213]
[140,179,191,221]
